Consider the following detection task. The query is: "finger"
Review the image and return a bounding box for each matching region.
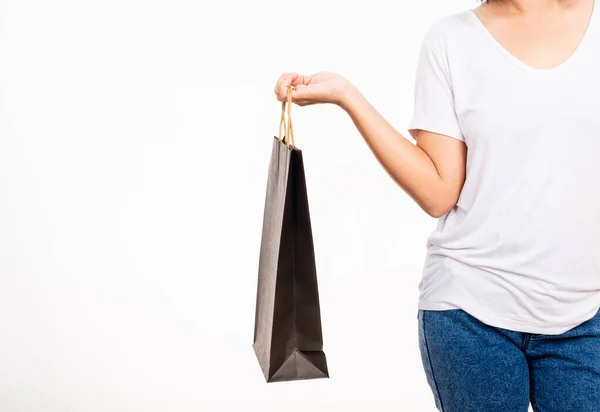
[288,75,315,103]
[290,74,311,87]
[275,72,299,101]
[274,72,290,95]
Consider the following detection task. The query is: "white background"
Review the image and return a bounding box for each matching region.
[0,0,485,411]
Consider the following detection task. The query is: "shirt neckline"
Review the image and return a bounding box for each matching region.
[467,0,597,74]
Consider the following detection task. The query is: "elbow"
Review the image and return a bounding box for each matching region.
[423,199,456,218]
[418,181,463,218]
[425,206,448,219]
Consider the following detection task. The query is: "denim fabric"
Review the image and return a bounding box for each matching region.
[418,307,600,411]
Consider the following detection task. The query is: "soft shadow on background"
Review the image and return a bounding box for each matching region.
[0,1,476,411]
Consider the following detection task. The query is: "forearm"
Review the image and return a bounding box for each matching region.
[340,84,453,217]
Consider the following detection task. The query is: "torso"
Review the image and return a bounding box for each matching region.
[417,1,600,334]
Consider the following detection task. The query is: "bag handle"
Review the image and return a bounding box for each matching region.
[277,86,295,149]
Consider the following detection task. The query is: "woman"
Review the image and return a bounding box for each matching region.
[274,0,600,410]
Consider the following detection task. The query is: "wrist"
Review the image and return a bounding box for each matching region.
[338,81,361,112]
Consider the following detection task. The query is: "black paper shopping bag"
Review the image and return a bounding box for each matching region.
[253,86,329,383]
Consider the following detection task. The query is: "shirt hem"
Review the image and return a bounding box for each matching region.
[418,301,600,335]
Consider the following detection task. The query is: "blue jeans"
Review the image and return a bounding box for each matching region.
[418,308,600,411]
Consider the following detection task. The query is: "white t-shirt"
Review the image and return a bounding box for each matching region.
[407,5,600,334]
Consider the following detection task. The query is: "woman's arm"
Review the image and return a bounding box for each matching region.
[340,83,467,218]
[274,72,467,218]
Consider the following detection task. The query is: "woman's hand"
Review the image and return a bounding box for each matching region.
[274,72,353,108]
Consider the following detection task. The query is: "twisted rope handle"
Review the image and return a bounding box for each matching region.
[277,86,295,149]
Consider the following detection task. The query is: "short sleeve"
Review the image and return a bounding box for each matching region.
[407,26,465,142]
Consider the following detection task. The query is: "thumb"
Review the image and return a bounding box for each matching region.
[292,84,311,100]
[292,83,324,102]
